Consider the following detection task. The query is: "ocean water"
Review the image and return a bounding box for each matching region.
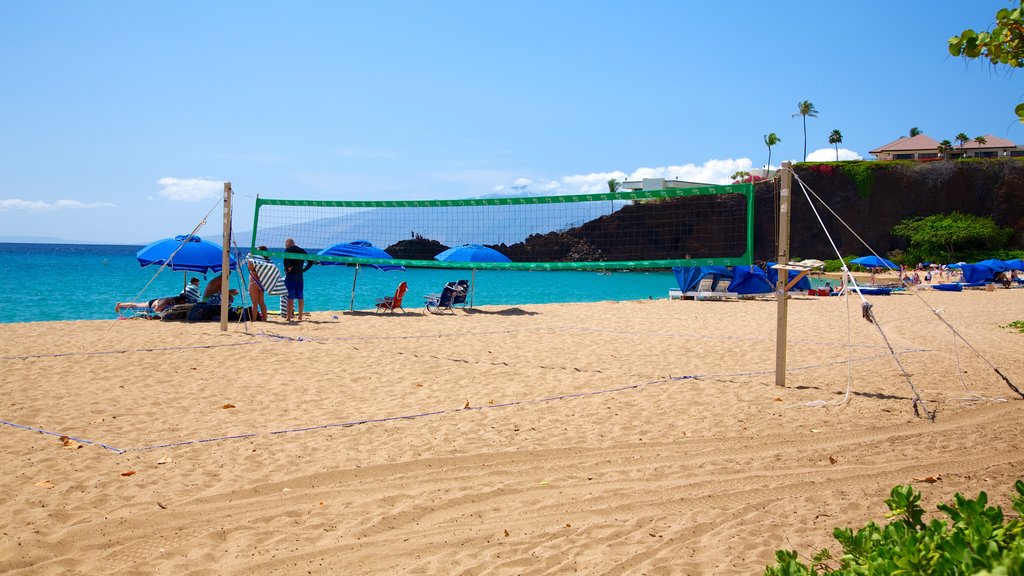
[0,243,682,323]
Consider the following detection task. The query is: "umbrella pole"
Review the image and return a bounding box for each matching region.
[350,264,359,312]
[470,268,476,308]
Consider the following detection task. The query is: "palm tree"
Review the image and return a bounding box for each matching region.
[730,170,751,183]
[607,178,619,193]
[828,129,843,161]
[792,100,819,162]
[974,135,987,146]
[909,127,922,137]
[763,133,780,175]
[955,132,970,155]
[937,139,954,160]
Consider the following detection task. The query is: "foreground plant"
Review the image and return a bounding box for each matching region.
[764,481,1024,575]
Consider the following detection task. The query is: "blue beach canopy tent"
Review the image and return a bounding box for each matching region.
[765,262,813,292]
[849,255,897,270]
[960,263,1001,284]
[727,266,775,295]
[434,244,512,307]
[1003,259,1024,271]
[671,266,734,293]
[976,259,1012,272]
[318,240,405,312]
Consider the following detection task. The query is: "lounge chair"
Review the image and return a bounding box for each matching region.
[424,282,465,314]
[685,277,739,300]
[375,281,408,314]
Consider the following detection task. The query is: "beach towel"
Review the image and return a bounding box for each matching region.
[248,257,282,293]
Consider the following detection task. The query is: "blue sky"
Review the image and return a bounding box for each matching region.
[1,1,1021,244]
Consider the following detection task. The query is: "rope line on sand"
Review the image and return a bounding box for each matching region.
[0,348,928,455]
[0,419,126,454]
[0,331,310,361]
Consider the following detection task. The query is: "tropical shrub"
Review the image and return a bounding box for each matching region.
[765,481,1024,575]
[891,212,1013,264]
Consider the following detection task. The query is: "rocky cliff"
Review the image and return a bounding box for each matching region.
[757,159,1024,260]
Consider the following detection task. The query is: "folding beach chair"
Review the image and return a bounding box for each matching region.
[451,279,470,309]
[375,281,408,314]
[424,282,464,315]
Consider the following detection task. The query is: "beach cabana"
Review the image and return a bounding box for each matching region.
[727,266,775,295]
[960,263,1000,284]
[672,266,734,293]
[765,262,813,292]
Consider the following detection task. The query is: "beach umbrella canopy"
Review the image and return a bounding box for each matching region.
[318,241,404,311]
[1004,259,1024,271]
[434,244,512,263]
[849,255,897,269]
[434,244,511,307]
[136,234,234,274]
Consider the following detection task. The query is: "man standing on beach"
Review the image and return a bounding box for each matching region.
[283,238,313,321]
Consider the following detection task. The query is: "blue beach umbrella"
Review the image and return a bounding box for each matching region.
[849,255,897,270]
[1004,259,1024,271]
[434,244,512,307]
[318,240,404,311]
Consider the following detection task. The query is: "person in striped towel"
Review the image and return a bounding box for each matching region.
[246,246,281,321]
[183,277,201,304]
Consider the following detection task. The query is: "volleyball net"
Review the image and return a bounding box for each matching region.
[249,184,754,270]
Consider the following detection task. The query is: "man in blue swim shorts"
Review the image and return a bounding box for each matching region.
[283,238,313,321]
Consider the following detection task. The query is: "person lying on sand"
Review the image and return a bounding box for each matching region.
[114,296,181,313]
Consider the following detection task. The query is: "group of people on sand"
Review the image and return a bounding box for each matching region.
[115,276,239,314]
[116,238,313,322]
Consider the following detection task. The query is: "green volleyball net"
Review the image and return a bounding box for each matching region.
[248,184,754,270]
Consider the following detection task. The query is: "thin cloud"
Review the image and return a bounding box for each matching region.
[0,198,117,212]
[157,177,223,202]
[805,148,864,162]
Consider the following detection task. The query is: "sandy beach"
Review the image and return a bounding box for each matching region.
[2,289,1023,575]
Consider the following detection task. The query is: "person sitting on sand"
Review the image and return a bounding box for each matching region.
[183,277,201,303]
[206,288,239,306]
[202,274,224,301]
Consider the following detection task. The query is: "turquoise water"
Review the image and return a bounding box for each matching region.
[0,243,680,323]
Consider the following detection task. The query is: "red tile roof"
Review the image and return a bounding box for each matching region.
[869,134,941,154]
[958,134,1016,149]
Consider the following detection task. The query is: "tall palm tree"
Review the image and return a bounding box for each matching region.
[955,132,970,154]
[763,133,780,175]
[974,135,987,146]
[607,178,619,193]
[909,127,922,137]
[792,100,819,162]
[828,129,843,161]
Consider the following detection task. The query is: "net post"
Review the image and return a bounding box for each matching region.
[775,163,792,387]
[220,182,232,332]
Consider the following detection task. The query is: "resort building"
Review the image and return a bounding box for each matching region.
[870,133,1022,160]
[618,178,710,191]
